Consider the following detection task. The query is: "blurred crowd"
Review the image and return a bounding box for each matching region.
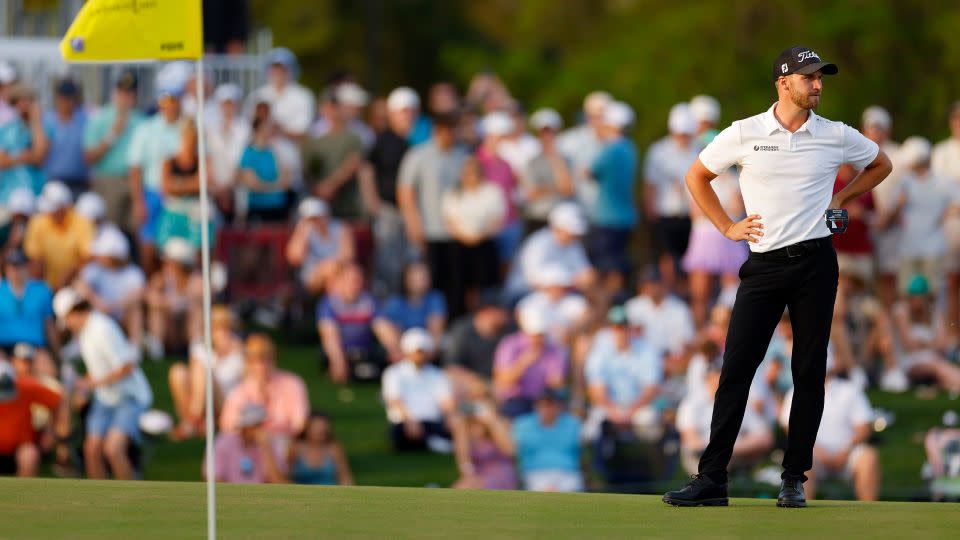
[2,47,960,499]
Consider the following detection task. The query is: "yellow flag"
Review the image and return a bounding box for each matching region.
[60,0,203,62]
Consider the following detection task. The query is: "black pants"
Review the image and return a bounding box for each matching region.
[390,421,450,452]
[427,240,466,319]
[698,238,838,483]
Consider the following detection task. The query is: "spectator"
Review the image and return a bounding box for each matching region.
[397,111,468,312]
[587,101,638,280]
[23,181,95,288]
[286,198,354,295]
[476,111,522,263]
[0,188,34,256]
[0,83,48,204]
[0,249,56,359]
[0,61,17,125]
[316,262,398,383]
[511,388,584,492]
[931,100,960,188]
[74,227,145,347]
[53,287,153,480]
[689,94,721,147]
[239,115,291,222]
[145,237,202,359]
[493,302,567,418]
[557,91,612,218]
[583,306,663,442]
[831,276,902,392]
[0,361,62,477]
[625,267,696,362]
[43,78,88,195]
[891,275,960,392]
[452,399,517,490]
[75,192,108,234]
[443,292,511,396]
[382,328,455,453]
[779,368,881,501]
[515,264,589,347]
[312,82,375,150]
[862,106,904,308]
[208,403,287,484]
[676,359,773,476]
[289,411,354,485]
[382,260,447,343]
[521,108,574,234]
[498,104,541,177]
[157,118,214,250]
[168,305,244,440]
[302,90,366,221]
[207,83,250,216]
[219,333,309,439]
[832,163,876,290]
[505,202,596,300]
[83,70,144,236]
[643,103,699,290]
[383,86,428,147]
[246,48,315,143]
[128,65,186,273]
[442,156,505,315]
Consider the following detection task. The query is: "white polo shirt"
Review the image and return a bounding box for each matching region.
[78,311,153,407]
[699,104,879,252]
[780,377,872,453]
[382,360,453,423]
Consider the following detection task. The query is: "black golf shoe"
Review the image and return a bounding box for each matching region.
[662,474,729,507]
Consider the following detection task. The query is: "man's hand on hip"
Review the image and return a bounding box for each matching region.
[724,214,764,243]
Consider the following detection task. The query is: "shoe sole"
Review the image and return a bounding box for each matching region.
[662,496,729,507]
[776,500,807,508]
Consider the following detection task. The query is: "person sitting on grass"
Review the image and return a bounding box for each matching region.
[53,287,153,480]
[317,262,399,383]
[779,362,881,501]
[0,248,58,368]
[891,274,960,393]
[443,291,512,398]
[219,333,309,442]
[168,306,245,440]
[382,328,456,453]
[451,398,517,490]
[207,403,287,484]
[144,237,202,359]
[0,360,63,477]
[286,197,354,296]
[381,260,447,343]
[511,388,584,492]
[288,411,354,485]
[24,181,95,289]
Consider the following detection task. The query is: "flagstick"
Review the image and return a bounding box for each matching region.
[196,58,216,540]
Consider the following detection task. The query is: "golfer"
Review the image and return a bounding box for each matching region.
[663,46,892,508]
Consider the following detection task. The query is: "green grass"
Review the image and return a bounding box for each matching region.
[1,478,958,539]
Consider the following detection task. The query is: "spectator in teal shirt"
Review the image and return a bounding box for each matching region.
[0,84,49,204]
[511,388,584,492]
[239,116,291,223]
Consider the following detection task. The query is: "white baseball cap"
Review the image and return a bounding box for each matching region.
[529,108,563,131]
[139,409,174,436]
[668,103,697,135]
[690,95,721,123]
[213,83,243,104]
[53,287,84,321]
[482,111,515,137]
[387,87,420,112]
[603,101,634,129]
[518,302,549,335]
[91,226,129,259]
[584,91,612,115]
[0,61,16,86]
[548,202,587,236]
[336,82,369,107]
[862,106,892,130]
[298,197,329,219]
[535,264,573,288]
[400,327,435,354]
[7,188,35,216]
[900,136,932,167]
[162,237,195,266]
[75,192,106,221]
[37,181,72,213]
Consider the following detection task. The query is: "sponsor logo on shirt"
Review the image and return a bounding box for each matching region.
[753,145,780,152]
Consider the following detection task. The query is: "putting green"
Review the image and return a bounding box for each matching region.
[0,478,956,539]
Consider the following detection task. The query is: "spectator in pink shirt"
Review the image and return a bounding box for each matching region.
[476,111,523,264]
[219,333,309,439]
[206,403,287,484]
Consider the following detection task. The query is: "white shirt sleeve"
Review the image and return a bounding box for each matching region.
[643,143,664,184]
[381,366,400,402]
[841,124,880,170]
[698,124,742,175]
[676,398,695,431]
[98,315,138,368]
[281,87,315,135]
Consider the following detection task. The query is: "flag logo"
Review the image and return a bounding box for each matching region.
[70,37,84,52]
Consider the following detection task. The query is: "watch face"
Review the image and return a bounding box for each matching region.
[825,209,849,233]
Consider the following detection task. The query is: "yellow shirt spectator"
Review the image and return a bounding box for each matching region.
[24,208,94,287]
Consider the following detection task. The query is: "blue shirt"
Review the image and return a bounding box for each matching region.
[407,116,432,147]
[584,329,662,406]
[127,114,181,191]
[317,292,380,351]
[512,412,581,475]
[0,119,47,202]
[239,144,286,210]
[590,137,638,228]
[381,291,446,331]
[0,279,54,347]
[43,109,89,182]
[83,104,146,178]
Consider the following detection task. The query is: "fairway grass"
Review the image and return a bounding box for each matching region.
[0,478,957,539]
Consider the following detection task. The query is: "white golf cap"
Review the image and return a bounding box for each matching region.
[37,181,72,213]
[535,264,573,288]
[548,202,587,236]
[603,101,634,129]
[862,105,891,130]
[518,302,550,335]
[387,86,420,112]
[482,111,515,137]
[53,287,84,321]
[91,226,129,259]
[899,136,932,167]
[298,197,329,219]
[75,192,106,221]
[400,327,435,354]
[213,83,243,104]
[7,188,35,216]
[668,103,697,135]
[0,61,16,85]
[690,95,721,123]
[162,237,195,266]
[529,108,563,131]
[336,82,369,107]
[139,409,174,436]
[584,91,613,115]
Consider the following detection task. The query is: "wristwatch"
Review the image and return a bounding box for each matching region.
[825,209,848,234]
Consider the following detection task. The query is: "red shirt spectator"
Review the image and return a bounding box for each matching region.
[832,165,875,255]
[0,374,62,455]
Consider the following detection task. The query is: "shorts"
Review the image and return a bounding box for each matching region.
[813,443,871,481]
[86,397,146,444]
[92,177,133,234]
[524,469,584,492]
[897,257,943,294]
[587,226,632,275]
[654,216,692,260]
[155,206,216,251]
[138,189,164,245]
[837,253,874,283]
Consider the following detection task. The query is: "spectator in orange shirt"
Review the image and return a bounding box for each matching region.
[0,361,62,477]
